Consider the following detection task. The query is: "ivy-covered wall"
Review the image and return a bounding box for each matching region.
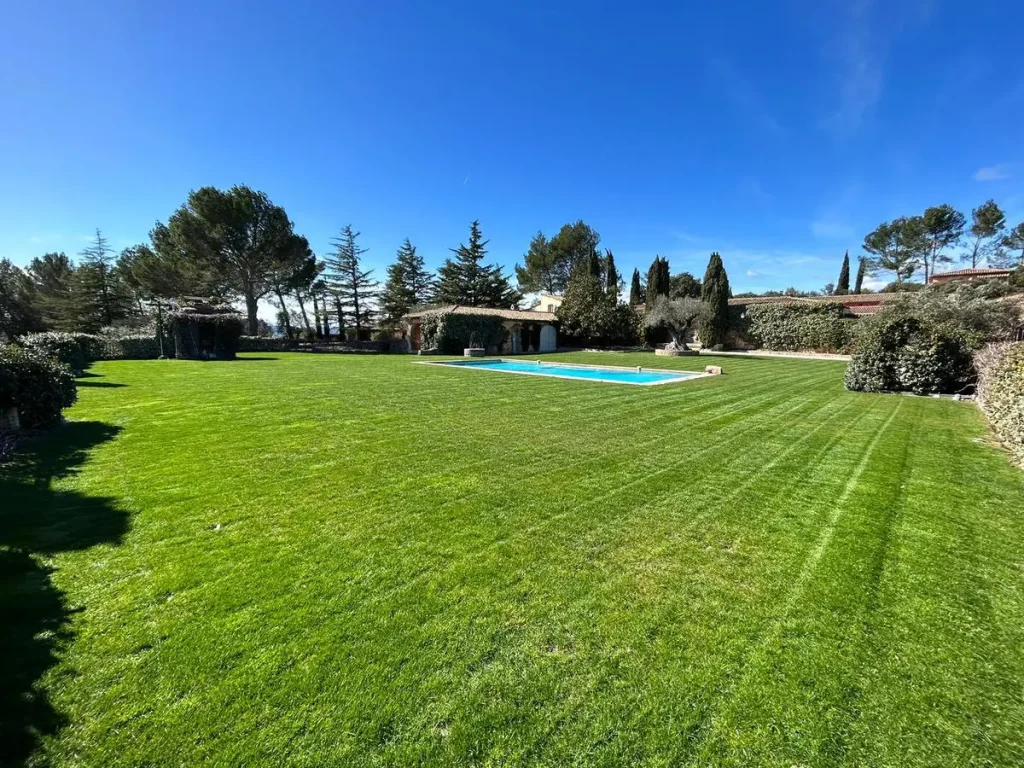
[976,342,1024,468]
[420,313,508,355]
[740,302,858,353]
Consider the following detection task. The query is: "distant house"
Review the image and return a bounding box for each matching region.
[928,267,1014,285]
[534,293,563,314]
[403,305,558,354]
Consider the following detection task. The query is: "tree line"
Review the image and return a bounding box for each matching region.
[858,199,1024,287]
[0,186,522,341]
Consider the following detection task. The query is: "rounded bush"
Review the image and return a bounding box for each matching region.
[0,344,77,428]
[18,332,95,375]
[844,315,974,395]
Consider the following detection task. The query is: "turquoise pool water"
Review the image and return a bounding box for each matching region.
[427,359,704,386]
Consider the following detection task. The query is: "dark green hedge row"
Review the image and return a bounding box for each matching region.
[742,303,857,353]
[238,336,296,352]
[94,335,165,360]
[0,344,77,429]
[420,314,508,355]
[976,343,1024,468]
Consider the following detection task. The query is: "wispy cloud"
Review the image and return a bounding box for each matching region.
[810,180,861,240]
[741,178,772,206]
[670,230,703,244]
[862,278,888,291]
[707,57,785,138]
[822,0,886,138]
[28,233,62,245]
[974,164,1010,182]
[811,217,854,239]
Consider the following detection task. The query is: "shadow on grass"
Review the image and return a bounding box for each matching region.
[76,380,128,388]
[229,356,279,361]
[0,421,128,765]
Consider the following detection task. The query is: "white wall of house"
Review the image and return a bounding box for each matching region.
[539,325,557,352]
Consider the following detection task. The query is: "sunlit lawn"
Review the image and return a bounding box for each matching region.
[3,351,1024,766]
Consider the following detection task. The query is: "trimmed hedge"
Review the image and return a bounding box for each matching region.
[94,335,164,360]
[844,314,974,395]
[18,332,96,375]
[238,336,296,352]
[0,344,77,428]
[976,342,1024,468]
[743,302,857,353]
[420,313,508,355]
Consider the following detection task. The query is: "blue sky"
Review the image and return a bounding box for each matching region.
[2,0,1022,301]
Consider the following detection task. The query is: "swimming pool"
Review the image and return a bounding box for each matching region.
[422,359,708,386]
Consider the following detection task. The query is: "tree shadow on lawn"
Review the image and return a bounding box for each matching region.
[76,380,128,388]
[0,421,128,766]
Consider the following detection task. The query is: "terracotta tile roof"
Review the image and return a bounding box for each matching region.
[404,305,558,322]
[930,268,1013,279]
[727,294,900,308]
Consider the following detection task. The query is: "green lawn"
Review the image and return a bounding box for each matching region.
[4,351,1024,766]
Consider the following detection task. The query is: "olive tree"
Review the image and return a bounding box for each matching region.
[644,296,703,351]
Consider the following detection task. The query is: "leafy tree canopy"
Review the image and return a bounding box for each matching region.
[669,271,701,299]
[161,185,299,334]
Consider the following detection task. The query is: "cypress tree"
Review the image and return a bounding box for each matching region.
[629,268,642,306]
[645,256,670,309]
[605,250,619,303]
[854,256,867,294]
[836,251,851,295]
[587,248,602,280]
[700,252,731,348]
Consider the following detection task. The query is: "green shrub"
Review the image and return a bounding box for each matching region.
[95,335,163,360]
[844,314,974,395]
[238,336,295,352]
[744,302,856,353]
[420,313,508,354]
[976,343,1024,468]
[0,344,77,428]
[18,332,95,374]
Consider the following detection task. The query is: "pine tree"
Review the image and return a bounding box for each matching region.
[628,268,643,307]
[604,250,619,303]
[28,252,79,330]
[325,225,379,338]
[836,251,851,295]
[854,256,867,294]
[78,229,132,330]
[380,238,434,328]
[700,252,731,348]
[435,220,519,307]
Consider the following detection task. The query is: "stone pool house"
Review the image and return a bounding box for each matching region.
[402,305,559,354]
